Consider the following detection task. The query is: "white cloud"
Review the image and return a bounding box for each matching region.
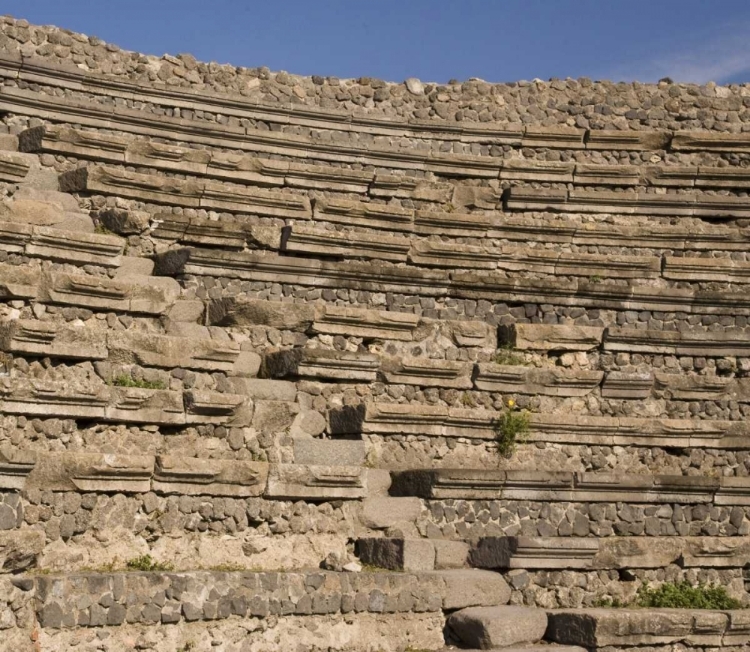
[602,21,750,84]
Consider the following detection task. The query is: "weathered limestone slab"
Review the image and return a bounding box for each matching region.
[500,159,574,182]
[414,210,494,237]
[452,276,750,315]
[604,327,750,356]
[474,364,603,396]
[488,216,750,251]
[283,160,373,193]
[716,477,750,506]
[262,348,380,382]
[153,213,257,249]
[265,464,367,500]
[672,131,750,153]
[19,125,128,163]
[0,448,36,490]
[496,248,659,279]
[379,357,473,389]
[312,305,420,341]
[0,530,44,572]
[281,225,410,262]
[469,537,599,570]
[409,239,498,270]
[654,372,733,400]
[293,438,365,466]
[370,173,452,202]
[601,371,653,399]
[448,605,548,649]
[106,387,185,425]
[696,166,750,189]
[506,186,750,218]
[329,403,495,439]
[663,255,750,283]
[391,469,728,503]
[644,165,698,187]
[573,164,640,186]
[39,270,176,315]
[0,150,31,182]
[443,320,497,348]
[499,323,604,352]
[200,178,311,218]
[152,456,268,497]
[22,452,154,493]
[504,187,568,212]
[59,166,312,218]
[0,264,41,299]
[314,198,413,232]
[0,220,31,252]
[107,330,253,375]
[183,390,250,426]
[208,297,317,330]
[526,414,748,448]
[126,139,211,176]
[585,130,671,151]
[0,319,107,360]
[390,469,572,500]
[546,608,746,648]
[426,152,502,178]
[154,248,450,295]
[523,125,585,148]
[468,536,750,572]
[430,569,511,610]
[25,225,124,267]
[356,538,436,572]
[576,473,719,504]
[0,378,110,419]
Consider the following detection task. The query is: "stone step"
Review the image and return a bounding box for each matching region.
[0,450,366,501]
[0,219,124,267]
[502,321,750,357]
[0,262,179,316]
[506,186,750,219]
[330,402,750,449]
[59,165,312,220]
[158,247,750,315]
[29,126,750,198]
[447,605,548,649]
[546,607,750,648]
[356,536,750,572]
[390,468,750,505]
[1,318,260,374]
[208,296,496,349]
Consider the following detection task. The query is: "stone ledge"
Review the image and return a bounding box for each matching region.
[390,468,750,504]
[546,607,750,648]
[30,568,510,629]
[0,450,366,500]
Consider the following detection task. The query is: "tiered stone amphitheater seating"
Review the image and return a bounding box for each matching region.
[1,13,750,651]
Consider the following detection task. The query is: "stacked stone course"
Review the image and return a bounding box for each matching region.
[1,12,750,652]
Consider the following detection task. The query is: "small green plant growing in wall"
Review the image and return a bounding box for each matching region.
[111,375,166,390]
[494,398,530,457]
[634,581,742,610]
[126,554,174,572]
[589,274,603,284]
[492,344,527,366]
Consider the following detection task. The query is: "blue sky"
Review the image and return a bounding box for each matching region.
[4,1,750,85]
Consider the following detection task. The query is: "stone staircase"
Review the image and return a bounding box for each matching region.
[1,12,750,651]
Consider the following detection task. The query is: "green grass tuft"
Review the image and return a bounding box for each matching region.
[634,581,742,610]
[125,554,174,572]
[111,375,166,390]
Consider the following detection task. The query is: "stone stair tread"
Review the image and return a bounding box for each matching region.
[447,605,548,649]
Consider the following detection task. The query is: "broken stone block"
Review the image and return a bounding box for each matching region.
[448,605,547,648]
